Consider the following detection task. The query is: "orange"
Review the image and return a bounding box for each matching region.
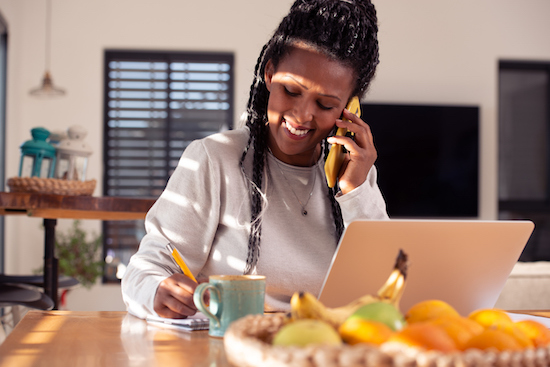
[468,309,533,348]
[428,316,484,350]
[462,328,523,351]
[492,322,534,348]
[515,320,550,347]
[338,318,394,346]
[405,299,460,323]
[468,308,513,329]
[385,322,458,352]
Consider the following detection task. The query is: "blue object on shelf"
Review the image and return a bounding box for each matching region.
[18,127,57,178]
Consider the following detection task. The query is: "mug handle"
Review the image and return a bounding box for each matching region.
[193,283,221,328]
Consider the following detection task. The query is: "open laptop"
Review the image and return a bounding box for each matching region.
[318,220,535,315]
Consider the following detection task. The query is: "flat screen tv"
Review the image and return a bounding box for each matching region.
[363,103,479,218]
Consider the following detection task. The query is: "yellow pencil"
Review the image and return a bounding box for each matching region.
[166,243,197,283]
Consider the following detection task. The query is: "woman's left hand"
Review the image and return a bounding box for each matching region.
[327,108,377,195]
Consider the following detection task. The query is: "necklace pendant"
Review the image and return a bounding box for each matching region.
[302,209,308,216]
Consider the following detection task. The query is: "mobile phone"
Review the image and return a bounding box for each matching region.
[324,96,361,188]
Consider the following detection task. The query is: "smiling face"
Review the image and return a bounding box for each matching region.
[264,45,355,166]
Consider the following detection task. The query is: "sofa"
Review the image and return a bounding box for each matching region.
[494,261,550,310]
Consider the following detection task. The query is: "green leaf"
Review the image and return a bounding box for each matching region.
[54,220,104,288]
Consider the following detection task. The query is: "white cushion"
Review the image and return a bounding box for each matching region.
[495,261,550,311]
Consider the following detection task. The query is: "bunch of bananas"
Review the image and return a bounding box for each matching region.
[289,250,408,329]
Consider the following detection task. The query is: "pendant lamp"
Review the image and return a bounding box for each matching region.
[29,0,65,97]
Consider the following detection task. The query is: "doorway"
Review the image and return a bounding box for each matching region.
[498,60,550,261]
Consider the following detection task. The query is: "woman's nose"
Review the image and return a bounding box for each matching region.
[294,99,314,124]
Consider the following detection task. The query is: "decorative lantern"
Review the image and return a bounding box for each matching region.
[55,125,92,181]
[18,127,56,178]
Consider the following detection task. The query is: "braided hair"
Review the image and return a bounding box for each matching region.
[240,0,379,274]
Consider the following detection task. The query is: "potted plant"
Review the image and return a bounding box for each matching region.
[54,220,103,289]
[35,220,103,307]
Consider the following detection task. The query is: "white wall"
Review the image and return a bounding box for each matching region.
[1,0,549,311]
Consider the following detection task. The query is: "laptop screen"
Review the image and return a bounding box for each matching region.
[318,220,534,315]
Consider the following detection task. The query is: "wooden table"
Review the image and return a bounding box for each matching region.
[0,192,156,309]
[0,311,229,367]
[1,310,549,367]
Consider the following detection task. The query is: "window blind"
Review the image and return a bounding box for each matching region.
[103,50,234,281]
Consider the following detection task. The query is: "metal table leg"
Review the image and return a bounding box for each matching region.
[43,218,58,310]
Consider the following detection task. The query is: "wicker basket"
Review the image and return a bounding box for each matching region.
[224,314,550,367]
[7,177,96,196]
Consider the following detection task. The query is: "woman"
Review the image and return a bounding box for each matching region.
[122,0,388,319]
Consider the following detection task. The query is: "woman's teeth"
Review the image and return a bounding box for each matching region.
[284,121,309,136]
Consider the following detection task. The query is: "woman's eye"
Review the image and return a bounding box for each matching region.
[284,87,299,97]
[317,102,333,111]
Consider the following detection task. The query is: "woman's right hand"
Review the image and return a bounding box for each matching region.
[154,273,198,318]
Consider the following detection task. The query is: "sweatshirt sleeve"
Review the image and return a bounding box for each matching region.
[335,165,389,226]
[121,139,221,319]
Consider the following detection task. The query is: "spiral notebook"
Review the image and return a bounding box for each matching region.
[146,313,209,331]
[318,220,535,315]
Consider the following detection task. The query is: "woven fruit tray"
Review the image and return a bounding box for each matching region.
[224,313,550,367]
[7,177,96,196]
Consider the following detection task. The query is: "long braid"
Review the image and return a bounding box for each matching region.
[241,45,270,274]
[240,0,379,272]
[324,138,345,240]
[240,43,269,168]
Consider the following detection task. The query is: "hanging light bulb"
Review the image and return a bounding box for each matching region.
[29,0,65,97]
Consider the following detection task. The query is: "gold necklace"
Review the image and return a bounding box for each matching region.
[270,152,317,216]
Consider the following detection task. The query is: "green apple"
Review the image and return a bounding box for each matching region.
[347,302,406,331]
[272,319,342,347]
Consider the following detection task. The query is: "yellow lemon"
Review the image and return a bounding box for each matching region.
[338,318,394,345]
[468,308,513,329]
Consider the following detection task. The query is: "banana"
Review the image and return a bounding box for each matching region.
[289,249,408,329]
[376,249,408,307]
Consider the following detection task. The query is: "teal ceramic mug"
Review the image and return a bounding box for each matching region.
[193,275,266,337]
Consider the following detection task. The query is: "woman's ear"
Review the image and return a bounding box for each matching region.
[264,60,274,92]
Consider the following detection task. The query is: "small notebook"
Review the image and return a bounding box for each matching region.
[146,314,209,331]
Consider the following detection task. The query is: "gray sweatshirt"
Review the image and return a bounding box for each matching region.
[122,128,388,318]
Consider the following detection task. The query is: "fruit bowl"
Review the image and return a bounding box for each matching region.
[224,313,550,367]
